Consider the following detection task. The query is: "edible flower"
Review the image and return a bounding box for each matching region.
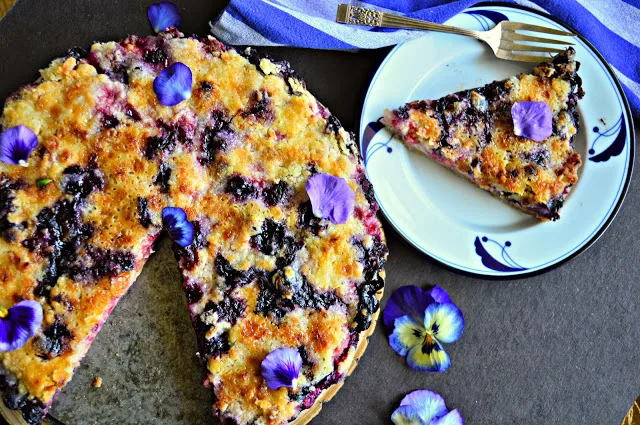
[391,389,463,425]
[154,62,193,107]
[305,173,355,224]
[162,207,194,247]
[148,1,182,33]
[0,125,39,166]
[0,300,44,352]
[384,285,464,373]
[511,101,553,142]
[261,347,302,390]
[36,178,52,188]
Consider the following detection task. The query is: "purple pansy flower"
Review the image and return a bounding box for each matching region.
[511,101,553,142]
[0,300,44,352]
[261,347,303,390]
[162,207,194,248]
[384,285,464,373]
[154,62,193,107]
[0,125,39,166]
[148,1,182,33]
[391,389,464,425]
[305,173,355,224]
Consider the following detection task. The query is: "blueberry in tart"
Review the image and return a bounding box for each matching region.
[0,29,386,425]
[382,48,584,221]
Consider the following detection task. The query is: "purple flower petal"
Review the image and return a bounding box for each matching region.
[428,285,451,304]
[383,285,435,330]
[0,300,43,352]
[162,207,194,247]
[511,101,553,142]
[148,1,182,33]
[400,390,448,424]
[391,405,428,425]
[154,62,193,107]
[0,125,39,166]
[430,409,464,425]
[261,347,302,390]
[305,173,355,224]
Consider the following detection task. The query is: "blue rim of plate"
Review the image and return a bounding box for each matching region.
[360,1,635,280]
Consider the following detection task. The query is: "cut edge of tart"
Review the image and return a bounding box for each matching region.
[381,48,584,221]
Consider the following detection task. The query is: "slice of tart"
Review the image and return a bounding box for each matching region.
[0,29,386,425]
[382,48,584,221]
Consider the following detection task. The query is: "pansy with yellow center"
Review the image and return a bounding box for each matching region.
[384,285,464,373]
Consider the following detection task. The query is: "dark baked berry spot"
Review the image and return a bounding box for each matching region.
[242,91,272,120]
[200,81,212,92]
[185,282,203,304]
[250,219,287,256]
[67,47,88,60]
[225,176,257,201]
[353,276,384,332]
[215,254,253,288]
[34,320,73,360]
[173,221,209,271]
[396,106,410,120]
[61,156,105,199]
[102,115,120,129]
[137,197,152,228]
[124,104,142,121]
[263,181,292,207]
[201,112,233,166]
[0,177,26,240]
[354,236,388,281]
[325,115,342,135]
[358,174,379,213]
[143,48,168,66]
[298,201,326,235]
[153,162,172,193]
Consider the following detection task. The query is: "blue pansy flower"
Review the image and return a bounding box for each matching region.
[391,389,464,425]
[261,347,302,390]
[148,1,182,33]
[0,125,39,166]
[0,300,44,352]
[154,62,193,107]
[384,285,464,373]
[162,207,194,247]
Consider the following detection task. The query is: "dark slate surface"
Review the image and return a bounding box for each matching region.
[0,1,638,424]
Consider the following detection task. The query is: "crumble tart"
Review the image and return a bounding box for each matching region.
[382,48,584,221]
[0,29,387,425]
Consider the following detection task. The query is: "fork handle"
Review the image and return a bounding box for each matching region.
[336,4,481,39]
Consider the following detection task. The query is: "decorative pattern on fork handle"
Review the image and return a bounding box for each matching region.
[342,5,383,26]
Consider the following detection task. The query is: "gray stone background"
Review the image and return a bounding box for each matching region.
[0,0,639,424]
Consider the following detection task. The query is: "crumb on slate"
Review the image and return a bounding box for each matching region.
[92,376,102,388]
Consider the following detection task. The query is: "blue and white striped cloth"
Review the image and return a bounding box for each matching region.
[210,0,640,117]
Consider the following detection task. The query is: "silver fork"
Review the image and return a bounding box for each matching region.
[336,4,575,62]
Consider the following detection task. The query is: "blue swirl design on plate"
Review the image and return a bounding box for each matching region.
[588,114,626,163]
[363,119,394,165]
[474,236,527,272]
[464,10,508,30]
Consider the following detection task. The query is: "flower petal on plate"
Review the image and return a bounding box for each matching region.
[389,315,425,356]
[399,390,448,424]
[430,409,464,425]
[261,347,303,390]
[428,285,452,304]
[423,303,465,344]
[305,173,355,224]
[0,300,44,352]
[511,101,552,142]
[162,207,194,247]
[154,62,193,107]
[148,1,182,33]
[406,336,451,373]
[383,285,435,329]
[391,405,428,425]
[0,125,39,166]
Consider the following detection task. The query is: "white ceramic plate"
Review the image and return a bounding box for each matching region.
[360,3,635,278]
